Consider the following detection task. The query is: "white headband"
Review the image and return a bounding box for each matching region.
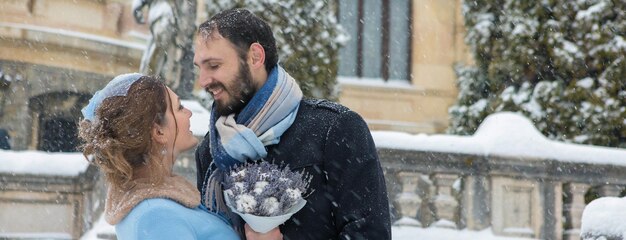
[81,73,143,122]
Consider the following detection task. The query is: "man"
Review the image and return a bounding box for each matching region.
[193,8,391,240]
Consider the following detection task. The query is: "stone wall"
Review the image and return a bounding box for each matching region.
[0,165,102,239]
[0,0,146,151]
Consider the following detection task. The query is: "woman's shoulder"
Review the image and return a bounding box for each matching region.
[124,198,201,223]
[117,198,239,240]
[115,199,191,236]
[123,198,187,218]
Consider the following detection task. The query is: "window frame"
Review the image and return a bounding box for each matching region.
[337,0,413,82]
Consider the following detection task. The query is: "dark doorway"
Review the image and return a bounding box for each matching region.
[29,91,90,152]
[0,128,10,150]
[39,117,79,152]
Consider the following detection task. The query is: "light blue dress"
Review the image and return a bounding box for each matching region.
[115,198,240,240]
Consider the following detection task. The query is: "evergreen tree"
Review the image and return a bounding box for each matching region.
[450,0,626,147]
[203,0,344,100]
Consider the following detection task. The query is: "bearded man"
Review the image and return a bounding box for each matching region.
[193,8,391,240]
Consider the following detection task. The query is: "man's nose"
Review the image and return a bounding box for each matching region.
[198,72,213,88]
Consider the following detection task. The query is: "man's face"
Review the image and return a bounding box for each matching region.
[193,34,255,116]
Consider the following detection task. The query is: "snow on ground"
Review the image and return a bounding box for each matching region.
[393,226,535,240]
[81,214,536,240]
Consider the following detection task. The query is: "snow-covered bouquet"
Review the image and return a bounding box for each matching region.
[223,161,312,233]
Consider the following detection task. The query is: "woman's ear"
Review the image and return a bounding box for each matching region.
[248,42,266,70]
[151,123,167,144]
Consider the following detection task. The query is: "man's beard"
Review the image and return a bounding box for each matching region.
[212,60,255,116]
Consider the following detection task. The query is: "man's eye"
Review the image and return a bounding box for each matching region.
[209,64,220,70]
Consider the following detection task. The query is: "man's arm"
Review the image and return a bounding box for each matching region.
[323,110,391,240]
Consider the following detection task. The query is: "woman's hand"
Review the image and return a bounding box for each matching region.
[244,224,283,240]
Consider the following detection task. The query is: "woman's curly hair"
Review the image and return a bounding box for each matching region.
[78,76,168,189]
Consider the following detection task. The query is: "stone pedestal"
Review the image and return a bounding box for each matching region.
[431,173,459,228]
[394,172,422,226]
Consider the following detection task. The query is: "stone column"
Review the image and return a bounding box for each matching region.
[394,171,422,226]
[563,183,590,240]
[431,173,459,228]
[539,180,562,240]
[461,174,490,230]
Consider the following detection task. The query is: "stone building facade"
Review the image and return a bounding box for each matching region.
[0,0,148,151]
[0,0,468,152]
[337,0,469,133]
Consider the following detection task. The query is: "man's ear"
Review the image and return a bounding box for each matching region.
[248,42,266,70]
[152,123,167,144]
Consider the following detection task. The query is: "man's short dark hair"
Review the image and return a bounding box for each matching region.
[198,8,278,74]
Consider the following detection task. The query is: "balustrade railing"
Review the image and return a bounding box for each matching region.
[380,148,626,240]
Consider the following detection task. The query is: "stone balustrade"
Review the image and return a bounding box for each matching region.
[2,147,625,240]
[381,148,626,240]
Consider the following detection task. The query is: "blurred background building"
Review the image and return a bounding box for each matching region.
[0,0,468,152]
[0,0,468,238]
[0,0,149,151]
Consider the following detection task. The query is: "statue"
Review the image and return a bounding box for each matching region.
[132,0,196,99]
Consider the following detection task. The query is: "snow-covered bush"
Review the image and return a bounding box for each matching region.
[204,0,345,100]
[450,0,626,147]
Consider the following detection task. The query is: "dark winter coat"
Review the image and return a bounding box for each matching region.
[195,99,391,240]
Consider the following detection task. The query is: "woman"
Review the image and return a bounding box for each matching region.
[79,73,239,240]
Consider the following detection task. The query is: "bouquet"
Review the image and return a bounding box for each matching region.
[223,161,312,233]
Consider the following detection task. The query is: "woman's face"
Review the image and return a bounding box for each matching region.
[161,87,198,156]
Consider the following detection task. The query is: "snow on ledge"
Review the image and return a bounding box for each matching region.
[337,76,414,90]
[581,197,626,238]
[0,22,145,50]
[0,233,72,240]
[373,112,626,166]
[0,150,88,176]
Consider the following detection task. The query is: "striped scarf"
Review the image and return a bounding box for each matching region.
[203,65,303,222]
